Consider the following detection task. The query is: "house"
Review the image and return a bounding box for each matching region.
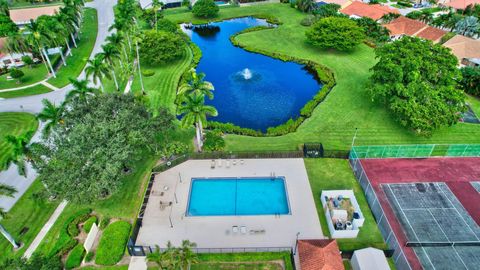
[383,16,447,43]
[442,0,480,10]
[297,239,344,270]
[351,248,390,270]
[9,5,61,26]
[0,37,37,69]
[340,1,399,21]
[316,0,354,9]
[443,35,480,66]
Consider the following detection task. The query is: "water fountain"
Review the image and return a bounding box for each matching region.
[241,68,252,80]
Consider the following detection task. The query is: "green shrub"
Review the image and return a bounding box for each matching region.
[300,15,318,26]
[95,221,132,265]
[208,122,263,137]
[85,251,95,262]
[203,131,226,151]
[139,30,186,65]
[21,55,34,67]
[65,244,85,269]
[306,17,366,51]
[10,68,24,82]
[440,32,455,44]
[99,216,111,229]
[67,211,92,237]
[192,0,219,18]
[157,18,179,32]
[83,216,98,233]
[48,209,91,256]
[142,69,155,77]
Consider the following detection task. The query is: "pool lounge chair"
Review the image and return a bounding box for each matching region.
[240,226,247,234]
[211,159,215,169]
[232,226,239,234]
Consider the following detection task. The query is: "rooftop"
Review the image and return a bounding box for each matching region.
[298,239,344,270]
[443,35,480,63]
[383,16,446,42]
[443,0,480,10]
[340,1,399,21]
[9,5,61,24]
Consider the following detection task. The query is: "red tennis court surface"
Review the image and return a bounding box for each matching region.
[359,157,480,270]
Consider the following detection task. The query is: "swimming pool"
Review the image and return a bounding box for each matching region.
[187,177,290,216]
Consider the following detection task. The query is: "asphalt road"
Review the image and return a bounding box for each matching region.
[0,0,117,211]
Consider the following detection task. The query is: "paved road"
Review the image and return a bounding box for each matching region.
[0,0,117,211]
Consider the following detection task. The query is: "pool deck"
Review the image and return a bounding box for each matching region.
[136,158,324,250]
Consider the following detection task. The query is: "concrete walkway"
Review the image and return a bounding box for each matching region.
[129,256,147,270]
[23,200,68,259]
[0,78,50,92]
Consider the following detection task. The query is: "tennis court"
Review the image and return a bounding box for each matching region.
[383,182,480,269]
[472,182,480,193]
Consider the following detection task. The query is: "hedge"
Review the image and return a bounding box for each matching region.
[95,221,132,265]
[65,244,85,269]
[48,209,92,257]
[83,216,98,233]
[67,211,92,237]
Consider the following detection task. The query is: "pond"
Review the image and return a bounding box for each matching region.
[182,17,322,131]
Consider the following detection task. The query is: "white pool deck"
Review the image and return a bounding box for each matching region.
[135,158,324,250]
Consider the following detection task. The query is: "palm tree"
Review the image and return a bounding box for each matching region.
[178,93,218,151]
[37,15,68,66]
[100,44,121,90]
[147,243,179,269]
[37,99,64,138]
[85,54,111,92]
[66,78,98,102]
[0,0,8,16]
[4,131,34,177]
[455,16,479,37]
[178,69,214,101]
[0,184,20,249]
[152,0,164,30]
[23,19,56,77]
[177,240,198,270]
[106,33,128,61]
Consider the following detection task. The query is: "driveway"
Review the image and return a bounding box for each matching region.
[0,0,117,211]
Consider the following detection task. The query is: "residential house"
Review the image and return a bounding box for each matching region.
[9,5,61,27]
[297,239,345,270]
[443,35,480,66]
[316,0,354,9]
[441,0,480,10]
[383,16,447,43]
[340,1,399,21]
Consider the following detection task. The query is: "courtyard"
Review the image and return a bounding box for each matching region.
[135,159,324,249]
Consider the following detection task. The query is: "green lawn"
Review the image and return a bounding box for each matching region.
[8,1,62,8]
[467,95,480,117]
[0,84,52,99]
[0,64,49,90]
[166,4,480,151]
[304,158,387,251]
[81,266,129,270]
[47,8,98,88]
[0,180,60,262]
[0,112,38,169]
[190,252,293,270]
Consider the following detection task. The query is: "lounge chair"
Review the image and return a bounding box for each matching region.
[211,159,215,169]
[232,226,238,234]
[240,226,247,234]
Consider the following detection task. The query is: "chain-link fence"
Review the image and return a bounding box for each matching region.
[351,144,480,159]
[349,153,412,270]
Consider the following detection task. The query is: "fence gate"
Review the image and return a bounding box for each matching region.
[303,143,324,158]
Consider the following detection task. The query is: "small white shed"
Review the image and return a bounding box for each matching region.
[351,247,390,270]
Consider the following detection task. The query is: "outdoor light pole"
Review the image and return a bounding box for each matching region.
[351,128,359,148]
[293,232,300,255]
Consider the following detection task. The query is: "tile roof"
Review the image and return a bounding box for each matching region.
[316,0,353,8]
[9,5,61,24]
[443,35,480,63]
[416,26,447,42]
[382,16,446,42]
[444,0,480,10]
[298,239,344,270]
[340,1,399,21]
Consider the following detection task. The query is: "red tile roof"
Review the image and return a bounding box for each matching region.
[416,26,447,42]
[9,5,61,24]
[298,239,344,270]
[340,1,399,21]
[444,0,480,10]
[383,16,446,42]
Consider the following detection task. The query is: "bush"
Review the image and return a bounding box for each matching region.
[65,244,85,269]
[22,55,34,67]
[67,211,92,237]
[85,252,95,262]
[203,131,226,151]
[192,0,219,18]
[396,1,412,7]
[208,121,263,136]
[10,68,24,82]
[99,216,111,229]
[157,18,178,32]
[139,30,186,65]
[83,216,98,233]
[142,69,155,77]
[306,17,366,51]
[95,221,132,265]
[440,32,455,44]
[460,66,480,97]
[48,209,91,257]
[162,141,189,158]
[300,15,318,26]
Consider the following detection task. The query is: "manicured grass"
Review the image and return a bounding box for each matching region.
[8,1,62,8]
[467,95,480,118]
[304,158,387,251]
[83,216,98,233]
[191,252,293,270]
[0,112,38,169]
[81,266,129,270]
[35,156,156,256]
[95,221,132,266]
[0,64,49,90]
[47,8,98,88]
[0,84,52,99]
[0,180,60,262]
[167,4,480,151]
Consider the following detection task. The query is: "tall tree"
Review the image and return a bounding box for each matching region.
[23,19,56,77]
[66,78,98,102]
[178,93,218,151]
[0,0,8,16]
[178,68,214,100]
[100,44,121,90]
[37,99,64,138]
[178,240,198,270]
[368,37,465,135]
[306,17,365,51]
[4,131,34,177]
[85,54,110,92]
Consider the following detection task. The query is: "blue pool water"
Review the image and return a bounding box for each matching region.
[183,17,322,131]
[187,177,290,216]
